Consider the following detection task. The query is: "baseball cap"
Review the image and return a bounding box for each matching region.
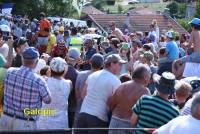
[59,26,64,32]
[22,47,39,60]
[165,31,174,38]
[50,57,68,73]
[104,54,127,64]
[68,48,81,60]
[0,24,11,33]
[143,51,154,61]
[190,80,200,94]
[121,43,129,50]
[189,18,200,26]
[13,37,28,50]
[91,54,104,68]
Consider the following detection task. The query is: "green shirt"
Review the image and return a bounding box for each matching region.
[133,95,179,134]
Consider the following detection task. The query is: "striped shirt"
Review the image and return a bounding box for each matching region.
[3,66,51,120]
[132,95,179,134]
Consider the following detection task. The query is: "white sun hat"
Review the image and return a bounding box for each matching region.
[50,57,68,73]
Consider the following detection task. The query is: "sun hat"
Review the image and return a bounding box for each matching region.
[153,72,177,94]
[50,57,68,73]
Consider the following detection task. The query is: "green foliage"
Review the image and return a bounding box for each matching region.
[117,4,123,13]
[0,0,77,19]
[178,3,187,17]
[177,19,192,32]
[195,0,200,18]
[91,0,107,10]
[166,1,179,17]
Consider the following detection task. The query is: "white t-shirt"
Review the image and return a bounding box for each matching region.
[80,69,121,122]
[156,115,200,134]
[0,43,9,58]
[37,77,71,129]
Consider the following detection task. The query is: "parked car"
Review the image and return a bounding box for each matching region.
[128,0,139,4]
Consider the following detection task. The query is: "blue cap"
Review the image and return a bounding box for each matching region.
[22,47,39,59]
[190,18,200,26]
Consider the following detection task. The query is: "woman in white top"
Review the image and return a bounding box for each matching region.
[37,57,72,129]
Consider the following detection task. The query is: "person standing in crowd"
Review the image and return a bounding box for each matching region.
[12,37,29,67]
[65,48,80,127]
[181,79,200,116]
[157,31,179,75]
[0,47,51,130]
[38,57,72,129]
[82,38,97,70]
[170,81,192,110]
[37,12,51,55]
[107,64,151,134]
[131,72,179,134]
[153,92,200,134]
[76,54,126,134]
[68,27,83,52]
[109,21,124,42]
[74,53,104,126]
[0,54,7,114]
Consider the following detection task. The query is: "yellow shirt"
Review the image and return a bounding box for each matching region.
[0,68,6,114]
[47,34,56,54]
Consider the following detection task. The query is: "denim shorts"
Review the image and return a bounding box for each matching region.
[108,116,134,134]
[38,37,48,46]
[181,52,200,63]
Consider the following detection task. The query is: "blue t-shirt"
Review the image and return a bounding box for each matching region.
[166,41,179,61]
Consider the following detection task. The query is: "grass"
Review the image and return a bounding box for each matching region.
[103,2,170,14]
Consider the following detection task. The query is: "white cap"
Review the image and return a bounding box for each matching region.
[0,24,11,32]
[165,31,173,38]
[50,57,68,73]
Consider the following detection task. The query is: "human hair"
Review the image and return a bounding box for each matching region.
[51,69,65,77]
[132,64,151,79]
[159,47,166,56]
[71,27,77,35]
[22,58,38,66]
[120,74,132,83]
[175,81,192,98]
[191,24,200,30]
[191,92,200,118]
[40,66,50,76]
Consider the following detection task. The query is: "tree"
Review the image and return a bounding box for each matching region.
[166,1,179,17]
[117,4,123,13]
[91,0,106,10]
[0,0,77,19]
[195,0,200,18]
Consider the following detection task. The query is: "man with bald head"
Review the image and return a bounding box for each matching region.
[107,64,151,134]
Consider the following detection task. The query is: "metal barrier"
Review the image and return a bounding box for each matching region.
[0,128,156,134]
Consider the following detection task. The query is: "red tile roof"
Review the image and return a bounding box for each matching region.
[88,14,188,34]
[82,6,105,15]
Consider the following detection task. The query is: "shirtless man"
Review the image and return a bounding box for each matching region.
[107,64,151,134]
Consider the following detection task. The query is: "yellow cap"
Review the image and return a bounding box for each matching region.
[59,26,64,32]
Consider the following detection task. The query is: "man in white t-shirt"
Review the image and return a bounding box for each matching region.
[75,54,127,134]
[153,92,200,134]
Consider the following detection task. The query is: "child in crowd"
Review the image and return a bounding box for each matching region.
[40,65,51,81]
[170,81,192,110]
[180,18,200,63]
